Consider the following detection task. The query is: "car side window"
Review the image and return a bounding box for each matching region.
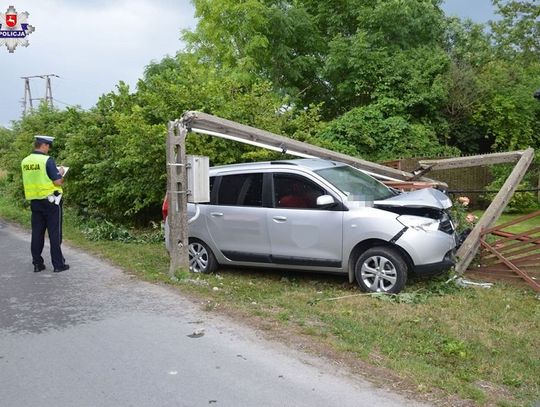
[216,173,263,207]
[273,174,325,209]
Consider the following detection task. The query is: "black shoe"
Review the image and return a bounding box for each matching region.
[33,264,46,272]
[53,264,70,273]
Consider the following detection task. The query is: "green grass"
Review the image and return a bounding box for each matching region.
[473,210,540,234]
[1,183,539,406]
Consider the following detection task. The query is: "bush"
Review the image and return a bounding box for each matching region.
[82,218,163,243]
[484,163,540,213]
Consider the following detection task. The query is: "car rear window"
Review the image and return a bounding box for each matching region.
[216,173,263,206]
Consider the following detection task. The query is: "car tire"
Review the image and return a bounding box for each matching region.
[189,239,217,274]
[354,246,407,294]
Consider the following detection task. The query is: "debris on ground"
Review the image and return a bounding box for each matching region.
[187,328,205,338]
[453,277,493,289]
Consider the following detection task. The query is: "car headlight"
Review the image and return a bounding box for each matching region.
[397,215,440,232]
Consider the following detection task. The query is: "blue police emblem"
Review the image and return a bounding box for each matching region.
[0,5,35,53]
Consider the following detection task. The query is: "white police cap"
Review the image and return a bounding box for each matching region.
[34,135,55,145]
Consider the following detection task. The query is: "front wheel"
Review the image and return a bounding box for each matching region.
[354,246,407,294]
[189,239,217,274]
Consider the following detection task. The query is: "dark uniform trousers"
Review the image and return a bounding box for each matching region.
[30,199,64,269]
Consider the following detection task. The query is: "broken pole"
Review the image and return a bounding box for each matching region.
[181,111,444,185]
[455,148,535,275]
[418,151,525,171]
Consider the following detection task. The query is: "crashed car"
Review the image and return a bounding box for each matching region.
[163,159,457,293]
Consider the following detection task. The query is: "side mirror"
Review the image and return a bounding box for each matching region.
[316,195,335,206]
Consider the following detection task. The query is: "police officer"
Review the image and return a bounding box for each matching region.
[21,135,69,273]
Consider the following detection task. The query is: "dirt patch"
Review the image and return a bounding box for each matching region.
[474,381,517,405]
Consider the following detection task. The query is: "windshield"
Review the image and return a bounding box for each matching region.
[315,165,395,201]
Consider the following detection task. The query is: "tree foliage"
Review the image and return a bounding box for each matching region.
[491,0,540,63]
[442,3,540,153]
[183,0,325,104]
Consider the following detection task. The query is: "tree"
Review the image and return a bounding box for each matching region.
[0,126,15,169]
[183,0,325,105]
[441,18,492,152]
[317,104,459,161]
[471,60,540,152]
[318,0,453,154]
[442,8,540,154]
[491,0,540,63]
[0,104,85,200]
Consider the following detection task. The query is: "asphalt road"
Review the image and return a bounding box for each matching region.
[0,221,430,407]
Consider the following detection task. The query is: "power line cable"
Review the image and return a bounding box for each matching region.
[52,98,76,107]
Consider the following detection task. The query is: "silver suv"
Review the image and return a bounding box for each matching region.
[167,159,457,293]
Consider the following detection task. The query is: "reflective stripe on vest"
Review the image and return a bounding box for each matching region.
[21,154,62,200]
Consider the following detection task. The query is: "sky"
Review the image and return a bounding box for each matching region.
[0,0,496,128]
[443,0,497,23]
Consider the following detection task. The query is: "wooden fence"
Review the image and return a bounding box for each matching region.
[382,157,538,208]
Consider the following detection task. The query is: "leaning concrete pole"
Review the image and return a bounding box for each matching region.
[454,148,535,274]
[181,111,444,185]
[166,120,189,276]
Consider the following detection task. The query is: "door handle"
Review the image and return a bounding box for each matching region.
[210,212,224,217]
[272,216,287,222]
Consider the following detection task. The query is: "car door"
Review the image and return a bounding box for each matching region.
[205,172,271,263]
[267,172,343,268]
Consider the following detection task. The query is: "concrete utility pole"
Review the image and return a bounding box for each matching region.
[166,120,190,276]
[21,74,59,115]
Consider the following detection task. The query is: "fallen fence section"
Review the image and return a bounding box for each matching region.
[419,149,535,275]
[470,210,540,293]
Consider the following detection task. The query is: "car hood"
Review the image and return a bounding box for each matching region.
[374,188,452,210]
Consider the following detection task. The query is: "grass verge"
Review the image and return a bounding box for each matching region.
[1,187,538,406]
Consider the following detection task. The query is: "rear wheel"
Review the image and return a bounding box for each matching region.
[189,239,217,274]
[354,246,407,294]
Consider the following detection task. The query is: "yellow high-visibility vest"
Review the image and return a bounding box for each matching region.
[21,153,62,200]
